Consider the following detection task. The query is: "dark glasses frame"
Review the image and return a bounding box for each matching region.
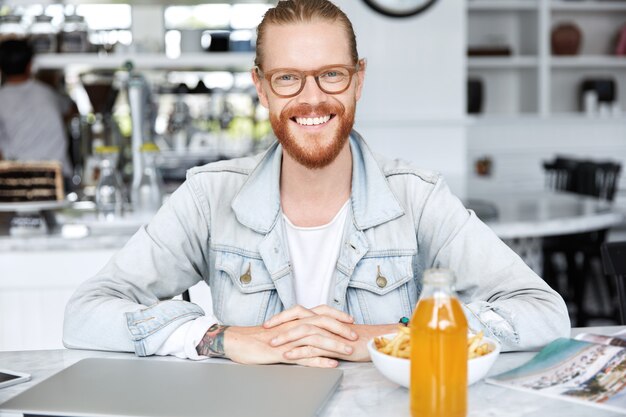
[255,59,364,98]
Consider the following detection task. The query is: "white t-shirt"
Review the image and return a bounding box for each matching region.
[283,200,349,309]
[156,200,350,360]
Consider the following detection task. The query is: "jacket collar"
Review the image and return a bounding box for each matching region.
[231,130,404,234]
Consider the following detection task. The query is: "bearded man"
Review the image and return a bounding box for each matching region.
[64,0,569,367]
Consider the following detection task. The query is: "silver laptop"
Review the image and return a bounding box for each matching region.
[0,357,342,417]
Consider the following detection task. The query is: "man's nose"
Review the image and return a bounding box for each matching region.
[296,75,327,104]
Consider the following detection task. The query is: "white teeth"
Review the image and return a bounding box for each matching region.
[295,115,331,126]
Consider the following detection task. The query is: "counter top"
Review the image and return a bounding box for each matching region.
[1,327,624,417]
[0,211,144,252]
[0,232,134,252]
[2,190,625,252]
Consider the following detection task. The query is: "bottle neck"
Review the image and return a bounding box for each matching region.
[141,152,157,167]
[420,282,455,299]
[420,268,457,299]
[99,155,118,172]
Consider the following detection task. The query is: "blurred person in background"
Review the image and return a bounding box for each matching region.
[0,39,73,179]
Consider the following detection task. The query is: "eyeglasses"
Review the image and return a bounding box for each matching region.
[255,60,363,98]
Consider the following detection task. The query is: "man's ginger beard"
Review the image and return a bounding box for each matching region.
[270,100,355,169]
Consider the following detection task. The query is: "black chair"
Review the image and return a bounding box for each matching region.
[600,241,626,325]
[542,156,622,326]
[543,157,579,194]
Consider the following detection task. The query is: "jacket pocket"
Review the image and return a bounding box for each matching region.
[213,250,279,326]
[346,255,417,324]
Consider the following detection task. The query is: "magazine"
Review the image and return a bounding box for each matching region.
[486,330,626,413]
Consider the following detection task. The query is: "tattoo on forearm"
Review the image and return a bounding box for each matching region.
[196,324,230,358]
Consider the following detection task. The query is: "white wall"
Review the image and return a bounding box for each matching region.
[335,1,467,197]
[467,117,626,205]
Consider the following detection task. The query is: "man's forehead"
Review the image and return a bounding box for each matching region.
[260,21,352,70]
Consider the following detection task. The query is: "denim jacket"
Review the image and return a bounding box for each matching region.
[64,132,570,356]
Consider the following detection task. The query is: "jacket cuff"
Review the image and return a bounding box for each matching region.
[125,300,205,356]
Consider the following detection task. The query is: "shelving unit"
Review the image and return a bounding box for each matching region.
[33,52,256,71]
[551,56,626,68]
[550,1,626,12]
[467,0,626,118]
[468,56,538,68]
[467,0,539,11]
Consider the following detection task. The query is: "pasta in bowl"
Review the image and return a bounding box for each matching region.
[367,328,501,387]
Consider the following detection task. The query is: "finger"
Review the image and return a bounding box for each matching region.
[263,305,314,328]
[270,323,330,347]
[283,335,354,357]
[305,316,358,341]
[293,356,338,368]
[311,305,354,323]
[270,318,356,347]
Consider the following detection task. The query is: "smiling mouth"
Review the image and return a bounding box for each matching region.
[291,114,335,126]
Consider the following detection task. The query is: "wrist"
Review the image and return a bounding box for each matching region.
[196,323,230,358]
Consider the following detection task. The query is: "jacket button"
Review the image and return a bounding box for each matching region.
[376,276,387,288]
[240,264,252,284]
[376,265,388,288]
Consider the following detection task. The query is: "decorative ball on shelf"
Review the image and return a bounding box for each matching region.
[551,23,582,56]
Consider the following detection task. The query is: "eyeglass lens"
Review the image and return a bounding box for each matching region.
[270,67,352,96]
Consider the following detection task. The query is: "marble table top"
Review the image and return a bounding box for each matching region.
[467,191,624,240]
[1,327,624,417]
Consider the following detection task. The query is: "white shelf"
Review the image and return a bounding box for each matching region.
[468,113,626,125]
[468,56,539,69]
[551,1,626,12]
[3,0,269,4]
[468,0,626,118]
[551,56,626,68]
[468,0,539,11]
[33,52,256,71]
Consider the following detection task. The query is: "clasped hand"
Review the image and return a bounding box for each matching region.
[223,305,382,368]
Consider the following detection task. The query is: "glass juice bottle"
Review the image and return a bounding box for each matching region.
[410,268,467,417]
[95,146,124,221]
[131,143,164,217]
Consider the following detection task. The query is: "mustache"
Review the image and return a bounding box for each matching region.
[281,102,345,120]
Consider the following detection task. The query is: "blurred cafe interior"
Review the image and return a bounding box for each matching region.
[0,0,625,354]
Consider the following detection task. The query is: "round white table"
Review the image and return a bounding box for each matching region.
[467,191,625,273]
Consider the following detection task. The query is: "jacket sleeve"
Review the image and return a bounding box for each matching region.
[416,177,570,351]
[63,177,211,356]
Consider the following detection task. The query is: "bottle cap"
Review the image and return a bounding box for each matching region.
[94,145,119,154]
[140,143,160,152]
[423,268,455,285]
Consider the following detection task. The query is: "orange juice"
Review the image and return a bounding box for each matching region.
[410,270,467,417]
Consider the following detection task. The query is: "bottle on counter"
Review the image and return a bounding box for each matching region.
[95,146,124,221]
[59,13,89,53]
[130,142,163,217]
[29,14,58,54]
[410,268,468,417]
[0,14,26,42]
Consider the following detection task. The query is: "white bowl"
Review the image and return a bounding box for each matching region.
[367,333,501,387]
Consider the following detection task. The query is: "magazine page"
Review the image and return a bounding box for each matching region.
[486,337,626,413]
[575,331,626,348]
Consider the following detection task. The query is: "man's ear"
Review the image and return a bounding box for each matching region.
[252,68,269,109]
[354,58,366,102]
